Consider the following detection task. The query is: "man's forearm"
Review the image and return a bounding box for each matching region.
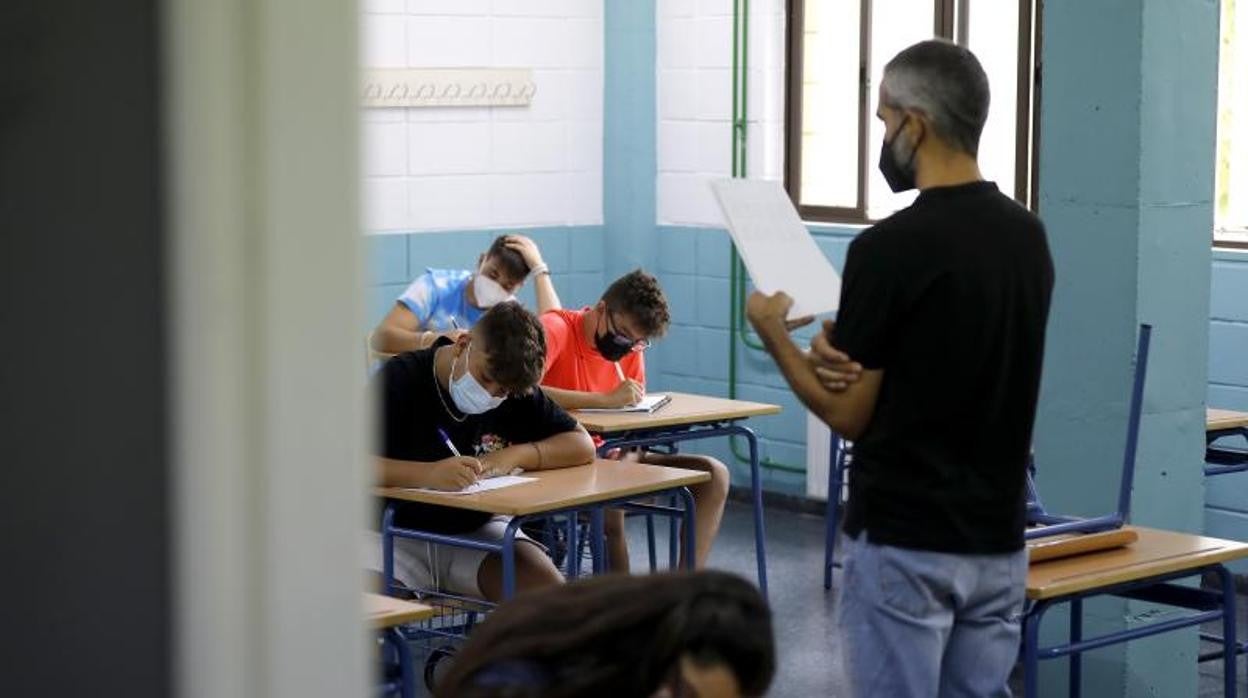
[756,326,874,439]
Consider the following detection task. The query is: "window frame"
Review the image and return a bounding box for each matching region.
[784,0,1042,224]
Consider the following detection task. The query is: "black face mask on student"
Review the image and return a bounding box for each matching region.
[878,116,921,193]
[594,310,636,362]
[594,328,633,362]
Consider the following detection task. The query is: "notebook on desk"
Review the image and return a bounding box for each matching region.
[578,393,672,414]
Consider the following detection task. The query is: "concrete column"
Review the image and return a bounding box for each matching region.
[604,0,658,281]
[1034,0,1218,695]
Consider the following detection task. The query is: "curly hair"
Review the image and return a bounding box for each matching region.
[601,269,670,339]
[474,302,546,393]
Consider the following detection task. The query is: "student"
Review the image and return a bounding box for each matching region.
[370,302,596,602]
[371,234,561,353]
[746,40,1053,697]
[538,270,730,571]
[434,570,775,698]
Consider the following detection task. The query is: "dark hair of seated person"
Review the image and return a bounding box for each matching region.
[485,235,532,286]
[474,301,547,394]
[435,570,775,698]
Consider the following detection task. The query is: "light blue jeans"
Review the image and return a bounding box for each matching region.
[837,534,1027,698]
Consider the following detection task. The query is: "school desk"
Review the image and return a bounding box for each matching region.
[377,459,710,600]
[367,592,434,698]
[572,392,781,596]
[1206,408,1248,476]
[1023,526,1248,698]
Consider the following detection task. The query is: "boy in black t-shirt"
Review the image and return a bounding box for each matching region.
[368,302,596,602]
[748,40,1053,697]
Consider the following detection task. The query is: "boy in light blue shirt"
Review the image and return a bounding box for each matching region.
[371,234,562,354]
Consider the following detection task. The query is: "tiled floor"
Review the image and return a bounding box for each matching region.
[409,500,1248,696]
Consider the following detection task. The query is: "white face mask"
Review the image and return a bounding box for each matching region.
[472,273,515,309]
[448,342,506,415]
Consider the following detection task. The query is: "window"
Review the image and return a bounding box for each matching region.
[786,0,1040,223]
[1216,0,1248,247]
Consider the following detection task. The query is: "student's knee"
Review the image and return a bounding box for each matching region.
[515,540,565,589]
[693,456,731,498]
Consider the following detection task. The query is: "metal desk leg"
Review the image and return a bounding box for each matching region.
[676,486,697,570]
[382,504,397,598]
[566,514,580,578]
[738,426,769,596]
[590,508,606,574]
[502,518,523,600]
[1070,597,1083,697]
[384,626,415,698]
[1218,565,1239,698]
[1023,601,1048,698]
[645,513,657,572]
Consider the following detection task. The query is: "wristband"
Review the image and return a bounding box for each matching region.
[530,263,550,277]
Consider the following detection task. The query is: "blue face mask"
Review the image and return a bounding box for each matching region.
[448,342,506,415]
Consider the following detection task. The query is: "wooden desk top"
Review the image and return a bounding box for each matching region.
[572,392,781,434]
[1026,526,1248,600]
[376,459,710,516]
[1208,408,1248,432]
[365,592,434,628]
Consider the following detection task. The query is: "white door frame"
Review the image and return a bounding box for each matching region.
[165,1,368,696]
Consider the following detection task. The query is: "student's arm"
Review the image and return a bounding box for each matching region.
[376,455,483,490]
[541,382,643,410]
[746,291,882,440]
[506,235,562,313]
[479,425,596,473]
[372,305,463,353]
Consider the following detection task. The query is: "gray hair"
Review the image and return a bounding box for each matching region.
[880,39,990,156]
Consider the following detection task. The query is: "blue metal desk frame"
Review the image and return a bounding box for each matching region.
[1022,563,1238,698]
[377,626,415,698]
[596,419,768,597]
[381,486,696,601]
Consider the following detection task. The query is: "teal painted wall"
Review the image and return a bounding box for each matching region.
[1204,249,1248,568]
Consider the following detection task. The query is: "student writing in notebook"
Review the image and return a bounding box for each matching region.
[369,302,595,601]
[370,234,561,353]
[538,270,730,571]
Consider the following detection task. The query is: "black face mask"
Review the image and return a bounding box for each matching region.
[594,329,633,362]
[878,116,920,193]
[594,310,635,362]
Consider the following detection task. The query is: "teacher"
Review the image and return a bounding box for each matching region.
[747,39,1054,697]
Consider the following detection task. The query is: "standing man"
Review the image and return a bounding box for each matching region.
[747,40,1053,696]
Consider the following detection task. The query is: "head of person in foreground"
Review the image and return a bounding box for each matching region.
[435,570,776,698]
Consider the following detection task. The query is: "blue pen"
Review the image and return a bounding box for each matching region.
[436,427,462,457]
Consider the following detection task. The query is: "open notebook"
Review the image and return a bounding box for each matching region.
[578,393,672,414]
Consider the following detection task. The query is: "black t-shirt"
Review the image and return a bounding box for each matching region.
[833,181,1054,554]
[376,338,580,534]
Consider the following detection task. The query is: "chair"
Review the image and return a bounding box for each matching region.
[823,324,1152,589]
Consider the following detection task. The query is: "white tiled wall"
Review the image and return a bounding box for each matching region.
[361,1,604,233]
[656,0,786,226]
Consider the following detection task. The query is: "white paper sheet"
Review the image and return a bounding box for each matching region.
[710,178,842,318]
[402,475,536,496]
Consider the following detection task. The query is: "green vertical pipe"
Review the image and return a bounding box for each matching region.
[726,0,806,475]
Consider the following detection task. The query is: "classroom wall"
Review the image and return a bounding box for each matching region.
[1203,248,1248,561]
[360,0,604,233]
[656,0,786,226]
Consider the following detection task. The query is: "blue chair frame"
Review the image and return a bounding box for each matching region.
[824,324,1152,589]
